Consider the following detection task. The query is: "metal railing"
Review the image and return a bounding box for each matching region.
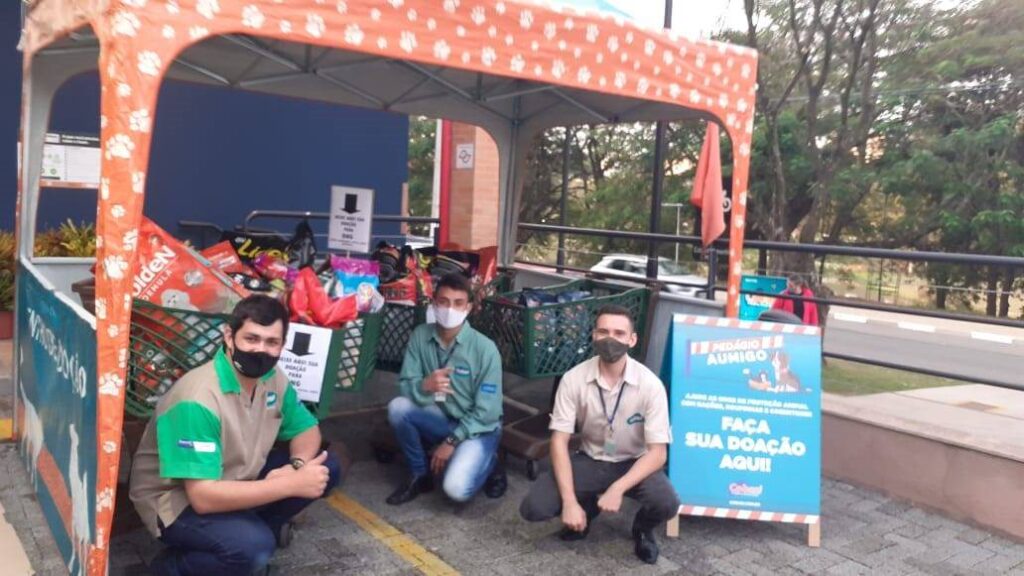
[516,221,1024,390]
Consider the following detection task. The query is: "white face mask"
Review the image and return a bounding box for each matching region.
[433,305,469,329]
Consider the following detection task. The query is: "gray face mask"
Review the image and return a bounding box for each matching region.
[593,337,630,364]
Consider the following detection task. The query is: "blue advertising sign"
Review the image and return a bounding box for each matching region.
[16,264,97,576]
[665,314,821,518]
[739,275,787,321]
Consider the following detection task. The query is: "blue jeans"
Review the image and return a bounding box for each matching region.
[387,396,501,502]
[157,449,342,576]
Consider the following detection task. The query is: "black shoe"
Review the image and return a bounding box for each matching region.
[386,474,434,505]
[483,463,508,499]
[633,526,659,565]
[275,521,294,549]
[148,548,177,576]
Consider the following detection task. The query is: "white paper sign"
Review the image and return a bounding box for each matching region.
[328,185,374,253]
[455,143,475,169]
[277,323,334,403]
[41,133,101,187]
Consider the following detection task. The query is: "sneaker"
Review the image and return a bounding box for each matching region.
[386,474,434,505]
[276,521,294,549]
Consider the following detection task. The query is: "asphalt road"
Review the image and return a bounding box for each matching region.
[823,309,1024,387]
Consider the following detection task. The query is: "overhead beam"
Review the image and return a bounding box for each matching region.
[396,61,513,122]
[551,89,610,124]
[314,70,387,108]
[222,34,302,72]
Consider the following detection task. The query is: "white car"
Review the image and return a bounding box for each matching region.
[590,254,708,297]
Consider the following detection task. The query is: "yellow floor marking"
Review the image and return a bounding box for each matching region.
[0,419,12,441]
[325,490,460,576]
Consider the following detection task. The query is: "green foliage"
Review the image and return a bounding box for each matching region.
[0,231,15,311]
[407,117,436,237]
[32,220,97,257]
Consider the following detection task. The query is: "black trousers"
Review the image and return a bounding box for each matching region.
[519,452,680,533]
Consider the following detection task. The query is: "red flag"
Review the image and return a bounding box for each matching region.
[690,123,726,247]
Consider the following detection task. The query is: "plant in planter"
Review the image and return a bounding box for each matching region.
[34,220,97,257]
[0,231,16,339]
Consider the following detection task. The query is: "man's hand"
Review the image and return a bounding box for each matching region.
[265,464,295,480]
[431,442,455,475]
[287,451,331,499]
[422,367,454,395]
[561,500,588,532]
[598,486,624,514]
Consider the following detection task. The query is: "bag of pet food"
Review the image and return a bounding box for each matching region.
[135,218,249,314]
[201,241,250,275]
[330,256,384,313]
[221,231,290,266]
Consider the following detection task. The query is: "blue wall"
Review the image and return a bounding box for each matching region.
[3,2,409,246]
[1,4,21,230]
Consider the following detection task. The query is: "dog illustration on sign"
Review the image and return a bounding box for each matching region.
[67,423,92,575]
[18,377,44,490]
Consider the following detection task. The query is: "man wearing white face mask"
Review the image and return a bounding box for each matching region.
[386,273,506,505]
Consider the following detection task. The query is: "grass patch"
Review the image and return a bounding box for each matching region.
[823,358,971,396]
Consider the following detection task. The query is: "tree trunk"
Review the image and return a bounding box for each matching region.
[936,287,948,310]
[998,268,1015,318]
[985,267,998,317]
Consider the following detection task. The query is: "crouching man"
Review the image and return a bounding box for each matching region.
[130,295,341,576]
[520,305,680,564]
[385,273,507,505]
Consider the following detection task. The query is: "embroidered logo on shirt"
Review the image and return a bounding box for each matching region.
[627,413,645,425]
[266,391,278,408]
[480,383,498,394]
[177,440,217,453]
[455,365,471,377]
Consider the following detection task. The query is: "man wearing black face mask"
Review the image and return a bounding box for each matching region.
[520,305,679,565]
[130,295,341,576]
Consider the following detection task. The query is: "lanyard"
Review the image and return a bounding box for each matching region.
[597,382,626,432]
[435,340,457,369]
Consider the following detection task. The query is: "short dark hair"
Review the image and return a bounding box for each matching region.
[228,294,289,337]
[596,304,634,331]
[435,273,473,300]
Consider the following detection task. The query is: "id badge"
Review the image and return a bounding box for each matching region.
[603,426,617,456]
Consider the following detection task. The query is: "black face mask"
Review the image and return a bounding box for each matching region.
[230,340,279,379]
[593,337,630,364]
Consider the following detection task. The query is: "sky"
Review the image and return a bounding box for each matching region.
[600,0,748,38]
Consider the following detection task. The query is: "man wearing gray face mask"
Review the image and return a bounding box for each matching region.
[520,305,679,565]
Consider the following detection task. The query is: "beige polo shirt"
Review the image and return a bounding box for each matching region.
[129,349,317,537]
[550,356,672,463]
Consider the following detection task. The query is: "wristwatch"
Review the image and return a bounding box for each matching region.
[444,435,459,447]
[290,457,305,470]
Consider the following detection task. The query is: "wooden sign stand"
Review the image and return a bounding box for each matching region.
[667,506,821,548]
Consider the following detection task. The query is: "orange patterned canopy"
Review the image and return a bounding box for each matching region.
[20,2,757,574]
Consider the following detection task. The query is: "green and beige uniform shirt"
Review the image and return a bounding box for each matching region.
[129,349,318,537]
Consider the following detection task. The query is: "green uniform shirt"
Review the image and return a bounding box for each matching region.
[398,322,503,442]
[129,349,317,537]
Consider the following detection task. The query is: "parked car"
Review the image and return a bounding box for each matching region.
[590,254,708,297]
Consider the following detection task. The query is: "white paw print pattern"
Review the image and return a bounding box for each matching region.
[377,37,388,49]
[111,11,141,37]
[137,51,162,76]
[644,39,656,56]
[123,230,138,251]
[471,7,486,26]
[98,372,124,396]
[280,20,292,33]
[636,77,650,96]
[189,26,209,39]
[111,204,126,219]
[196,0,219,19]
[614,71,626,89]
[162,25,176,39]
[607,36,619,53]
[336,0,347,14]
[510,54,525,73]
[102,441,117,455]
[132,171,146,193]
[306,13,325,38]
[103,255,129,280]
[95,298,107,320]
[576,67,591,84]
[370,9,381,21]
[100,177,110,200]
[495,1,505,14]
[165,0,179,14]
[550,59,565,79]
[122,0,148,7]
[242,5,265,29]
[669,83,681,99]
[428,18,437,31]
[434,40,451,60]
[520,10,533,30]
[117,83,132,98]
[97,488,114,512]
[387,0,404,8]
[444,0,460,13]
[586,24,599,43]
[481,46,497,67]
[107,324,120,338]
[544,22,557,40]
[105,134,135,160]
[129,108,151,132]
[399,31,417,53]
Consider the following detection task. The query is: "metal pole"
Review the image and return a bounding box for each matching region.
[557,127,570,272]
[646,0,673,280]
